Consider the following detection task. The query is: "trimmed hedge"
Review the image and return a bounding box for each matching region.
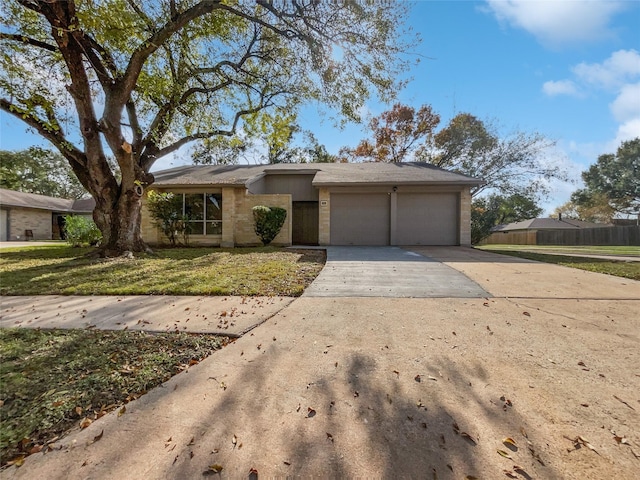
[252,205,287,245]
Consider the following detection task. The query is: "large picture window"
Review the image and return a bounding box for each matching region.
[177,193,222,235]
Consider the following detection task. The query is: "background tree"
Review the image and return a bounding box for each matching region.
[471,194,543,244]
[341,103,440,163]
[428,113,563,198]
[570,138,639,218]
[0,147,87,199]
[554,195,615,224]
[1,0,412,255]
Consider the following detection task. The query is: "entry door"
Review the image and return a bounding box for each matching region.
[292,202,319,245]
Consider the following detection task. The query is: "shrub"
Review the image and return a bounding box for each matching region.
[252,205,287,245]
[63,215,102,247]
[146,191,189,246]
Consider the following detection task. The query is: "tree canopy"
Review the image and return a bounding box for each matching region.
[0,147,87,199]
[1,0,412,254]
[340,103,440,163]
[471,193,543,244]
[570,137,639,217]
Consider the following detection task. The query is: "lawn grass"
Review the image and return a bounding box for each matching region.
[484,249,640,281]
[480,244,640,256]
[0,328,228,466]
[0,246,325,296]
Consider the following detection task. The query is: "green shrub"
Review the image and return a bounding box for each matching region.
[63,215,102,247]
[252,205,287,245]
[146,191,189,246]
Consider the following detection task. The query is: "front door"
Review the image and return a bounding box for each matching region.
[292,201,319,245]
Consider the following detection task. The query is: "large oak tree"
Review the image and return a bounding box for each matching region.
[1,0,412,255]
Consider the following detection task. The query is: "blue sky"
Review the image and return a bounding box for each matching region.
[1,1,639,213]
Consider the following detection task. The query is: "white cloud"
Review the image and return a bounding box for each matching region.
[610,82,640,122]
[485,0,626,48]
[573,49,640,90]
[542,79,580,97]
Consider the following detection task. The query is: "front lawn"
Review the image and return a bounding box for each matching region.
[480,244,640,256]
[482,249,640,281]
[0,328,228,466]
[0,246,325,296]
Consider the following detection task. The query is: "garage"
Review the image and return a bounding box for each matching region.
[396,193,458,245]
[330,193,390,245]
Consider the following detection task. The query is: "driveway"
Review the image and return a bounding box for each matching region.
[303,246,489,298]
[4,247,640,480]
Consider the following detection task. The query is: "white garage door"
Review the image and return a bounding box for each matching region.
[396,193,458,245]
[0,209,7,242]
[330,193,390,245]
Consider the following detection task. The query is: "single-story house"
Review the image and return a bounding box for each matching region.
[142,162,483,247]
[0,189,95,241]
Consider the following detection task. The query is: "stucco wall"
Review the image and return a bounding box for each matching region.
[7,207,52,240]
[459,187,472,246]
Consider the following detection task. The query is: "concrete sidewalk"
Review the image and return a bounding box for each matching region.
[0,295,293,336]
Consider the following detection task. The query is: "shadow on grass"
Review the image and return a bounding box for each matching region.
[0,246,325,296]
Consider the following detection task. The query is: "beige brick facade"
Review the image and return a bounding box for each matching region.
[318,187,331,246]
[459,187,472,246]
[6,207,52,240]
[141,187,291,247]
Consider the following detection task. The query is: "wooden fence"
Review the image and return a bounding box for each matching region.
[482,226,640,246]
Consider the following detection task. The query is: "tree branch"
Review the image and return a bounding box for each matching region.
[0,97,86,169]
[0,33,57,52]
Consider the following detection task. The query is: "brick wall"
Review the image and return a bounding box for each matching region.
[459,187,472,246]
[233,191,292,246]
[8,207,52,240]
[141,187,291,247]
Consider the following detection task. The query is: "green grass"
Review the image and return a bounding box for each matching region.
[0,328,228,466]
[482,249,640,281]
[0,246,325,296]
[479,244,640,256]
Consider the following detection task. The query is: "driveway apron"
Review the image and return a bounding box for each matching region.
[303,246,489,298]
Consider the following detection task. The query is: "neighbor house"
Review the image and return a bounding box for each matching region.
[0,189,95,241]
[142,162,483,247]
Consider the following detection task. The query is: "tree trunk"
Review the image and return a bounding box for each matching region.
[92,184,150,256]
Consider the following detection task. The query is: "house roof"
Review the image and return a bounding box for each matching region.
[492,217,611,232]
[152,162,483,188]
[0,188,95,213]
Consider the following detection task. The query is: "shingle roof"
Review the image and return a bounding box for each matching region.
[0,189,94,213]
[152,162,483,187]
[492,217,611,232]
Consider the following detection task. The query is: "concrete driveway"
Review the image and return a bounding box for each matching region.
[303,246,489,298]
[4,247,640,479]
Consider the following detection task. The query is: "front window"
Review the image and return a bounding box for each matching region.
[176,193,222,235]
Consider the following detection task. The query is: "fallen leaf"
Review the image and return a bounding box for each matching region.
[208,464,223,473]
[326,433,334,442]
[428,376,438,381]
[415,375,421,382]
[497,449,513,459]
[461,432,477,445]
[613,395,635,410]
[79,417,92,429]
[75,406,83,416]
[187,436,195,446]
[354,391,359,398]
[465,476,478,480]
[29,444,44,454]
[307,407,316,418]
[232,435,237,446]
[249,467,258,480]
[520,427,528,438]
[503,470,518,478]
[296,404,301,412]
[578,361,586,367]
[283,461,291,465]
[7,455,25,467]
[452,422,460,434]
[613,435,628,445]
[523,311,531,316]
[503,437,518,448]
[92,430,104,443]
[421,422,427,429]
[393,370,400,377]
[118,406,126,417]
